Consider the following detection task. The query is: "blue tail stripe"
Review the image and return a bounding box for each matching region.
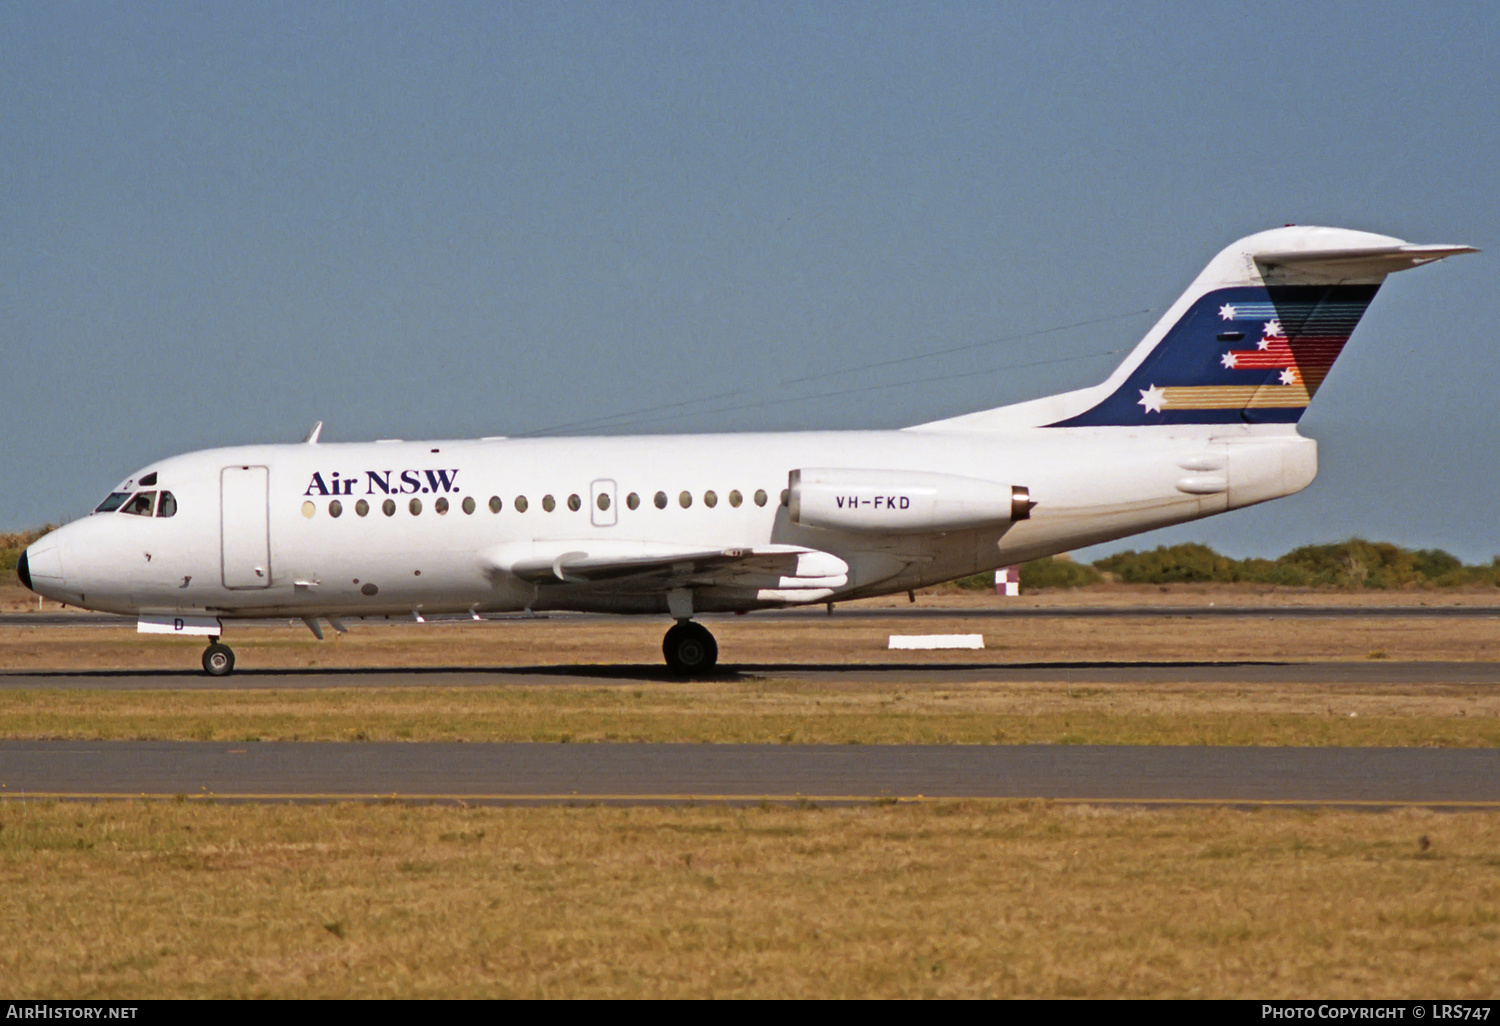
[1045,284,1379,427]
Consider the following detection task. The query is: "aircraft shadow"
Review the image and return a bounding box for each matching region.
[0,658,1293,683]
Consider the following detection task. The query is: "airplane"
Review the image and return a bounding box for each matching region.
[16,225,1475,676]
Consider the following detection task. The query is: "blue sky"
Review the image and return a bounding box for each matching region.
[3,2,1495,560]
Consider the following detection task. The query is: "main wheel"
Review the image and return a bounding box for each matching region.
[202,642,236,677]
[662,621,718,675]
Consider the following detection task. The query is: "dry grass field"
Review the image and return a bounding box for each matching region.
[3,586,1499,997]
[3,673,1500,747]
[2,801,1496,998]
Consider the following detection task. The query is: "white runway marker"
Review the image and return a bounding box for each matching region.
[888,634,985,650]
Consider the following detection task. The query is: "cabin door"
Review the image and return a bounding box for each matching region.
[221,465,271,589]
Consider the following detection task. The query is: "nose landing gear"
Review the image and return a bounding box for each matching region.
[662,620,718,675]
[202,638,236,677]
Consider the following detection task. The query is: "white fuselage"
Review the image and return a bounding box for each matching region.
[26,424,1315,620]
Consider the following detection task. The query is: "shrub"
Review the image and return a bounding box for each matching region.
[0,527,56,574]
[1092,543,1237,584]
[1019,557,1102,589]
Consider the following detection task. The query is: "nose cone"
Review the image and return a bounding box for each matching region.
[18,542,64,591]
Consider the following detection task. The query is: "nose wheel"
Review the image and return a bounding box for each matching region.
[202,640,236,677]
[662,620,718,675]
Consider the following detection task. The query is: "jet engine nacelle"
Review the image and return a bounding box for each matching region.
[788,468,1032,534]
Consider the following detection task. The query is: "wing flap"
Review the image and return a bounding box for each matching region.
[489,542,849,590]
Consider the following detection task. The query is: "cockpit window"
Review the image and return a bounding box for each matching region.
[121,491,156,517]
[138,472,158,487]
[94,492,131,513]
[156,491,177,518]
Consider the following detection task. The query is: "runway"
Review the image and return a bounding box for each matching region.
[2,740,1497,807]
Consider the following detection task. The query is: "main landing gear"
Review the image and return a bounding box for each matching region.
[662,620,718,675]
[202,638,236,677]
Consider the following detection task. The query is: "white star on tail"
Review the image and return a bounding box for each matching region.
[1264,319,1282,337]
[1219,304,1237,320]
[1279,368,1299,385]
[1138,384,1166,413]
[1221,352,1238,368]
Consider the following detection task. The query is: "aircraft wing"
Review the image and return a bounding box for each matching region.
[487,542,849,590]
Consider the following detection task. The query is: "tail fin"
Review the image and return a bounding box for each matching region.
[914,227,1474,432]
[1051,280,1382,427]
[1048,226,1475,427]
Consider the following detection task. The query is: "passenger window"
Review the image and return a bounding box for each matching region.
[679,491,692,509]
[301,501,316,519]
[728,490,742,508]
[356,499,370,517]
[754,489,768,507]
[409,498,422,516]
[122,492,156,517]
[567,493,581,512]
[654,491,667,509]
[435,497,449,515]
[627,492,640,510]
[515,495,529,512]
[95,492,131,513]
[704,490,717,508]
[597,492,610,511]
[329,499,343,518]
[488,496,501,513]
[383,499,397,517]
[463,496,476,515]
[780,489,790,507]
[156,492,177,517]
[542,494,556,512]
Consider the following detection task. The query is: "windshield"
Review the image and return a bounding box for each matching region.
[96,489,179,516]
[121,491,156,516]
[94,492,131,513]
